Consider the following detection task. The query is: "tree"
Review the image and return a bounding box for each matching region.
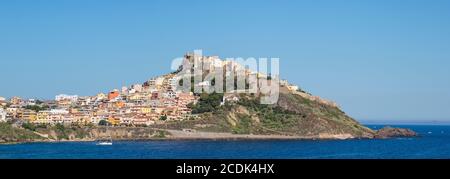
[98,120,109,126]
[186,102,195,109]
[159,115,167,121]
[190,92,224,114]
[22,123,36,131]
[24,105,49,112]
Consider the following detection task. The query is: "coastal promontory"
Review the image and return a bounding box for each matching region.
[0,52,417,144]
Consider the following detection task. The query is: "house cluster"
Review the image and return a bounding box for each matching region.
[0,97,6,122]
[0,73,198,126]
[0,52,309,126]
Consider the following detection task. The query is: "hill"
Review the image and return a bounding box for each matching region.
[0,52,417,142]
[153,86,375,139]
[0,123,44,144]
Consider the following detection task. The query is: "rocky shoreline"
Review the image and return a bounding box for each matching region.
[0,126,418,145]
[374,126,418,139]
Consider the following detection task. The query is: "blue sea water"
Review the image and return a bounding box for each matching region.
[1,125,450,159]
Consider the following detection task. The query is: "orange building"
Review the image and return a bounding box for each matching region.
[108,91,120,100]
[115,101,125,108]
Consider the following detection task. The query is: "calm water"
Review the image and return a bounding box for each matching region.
[1,125,450,159]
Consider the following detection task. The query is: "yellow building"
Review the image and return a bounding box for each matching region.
[108,117,121,126]
[19,110,37,122]
[129,94,141,101]
[74,115,91,125]
[97,93,107,100]
[36,111,50,124]
[141,107,152,114]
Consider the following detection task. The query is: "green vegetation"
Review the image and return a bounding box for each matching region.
[0,122,43,143]
[153,130,168,138]
[296,88,310,95]
[232,115,252,134]
[20,123,48,132]
[24,105,49,112]
[35,100,44,105]
[236,97,299,132]
[54,123,69,140]
[159,115,168,121]
[40,123,91,140]
[21,123,37,131]
[189,92,224,114]
[98,120,109,126]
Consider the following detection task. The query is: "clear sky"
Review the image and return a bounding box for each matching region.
[1,0,449,122]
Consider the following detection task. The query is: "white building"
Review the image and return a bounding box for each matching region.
[155,77,165,87]
[280,80,289,86]
[49,109,70,115]
[77,97,92,106]
[287,85,299,91]
[96,93,107,101]
[163,91,177,99]
[131,84,143,92]
[0,108,7,122]
[55,94,79,102]
[26,99,36,106]
[121,86,129,94]
[0,97,7,107]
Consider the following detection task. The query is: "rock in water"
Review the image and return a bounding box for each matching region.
[375,126,418,139]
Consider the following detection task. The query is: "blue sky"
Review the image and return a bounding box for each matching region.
[0,0,449,121]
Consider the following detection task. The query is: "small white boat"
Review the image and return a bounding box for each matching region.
[97,141,113,146]
[96,132,113,146]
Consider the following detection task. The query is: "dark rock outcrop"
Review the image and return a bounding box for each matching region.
[374,126,418,139]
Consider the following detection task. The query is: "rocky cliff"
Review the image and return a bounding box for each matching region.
[34,126,169,141]
[374,126,418,139]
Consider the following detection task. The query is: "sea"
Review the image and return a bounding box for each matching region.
[1,125,450,159]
